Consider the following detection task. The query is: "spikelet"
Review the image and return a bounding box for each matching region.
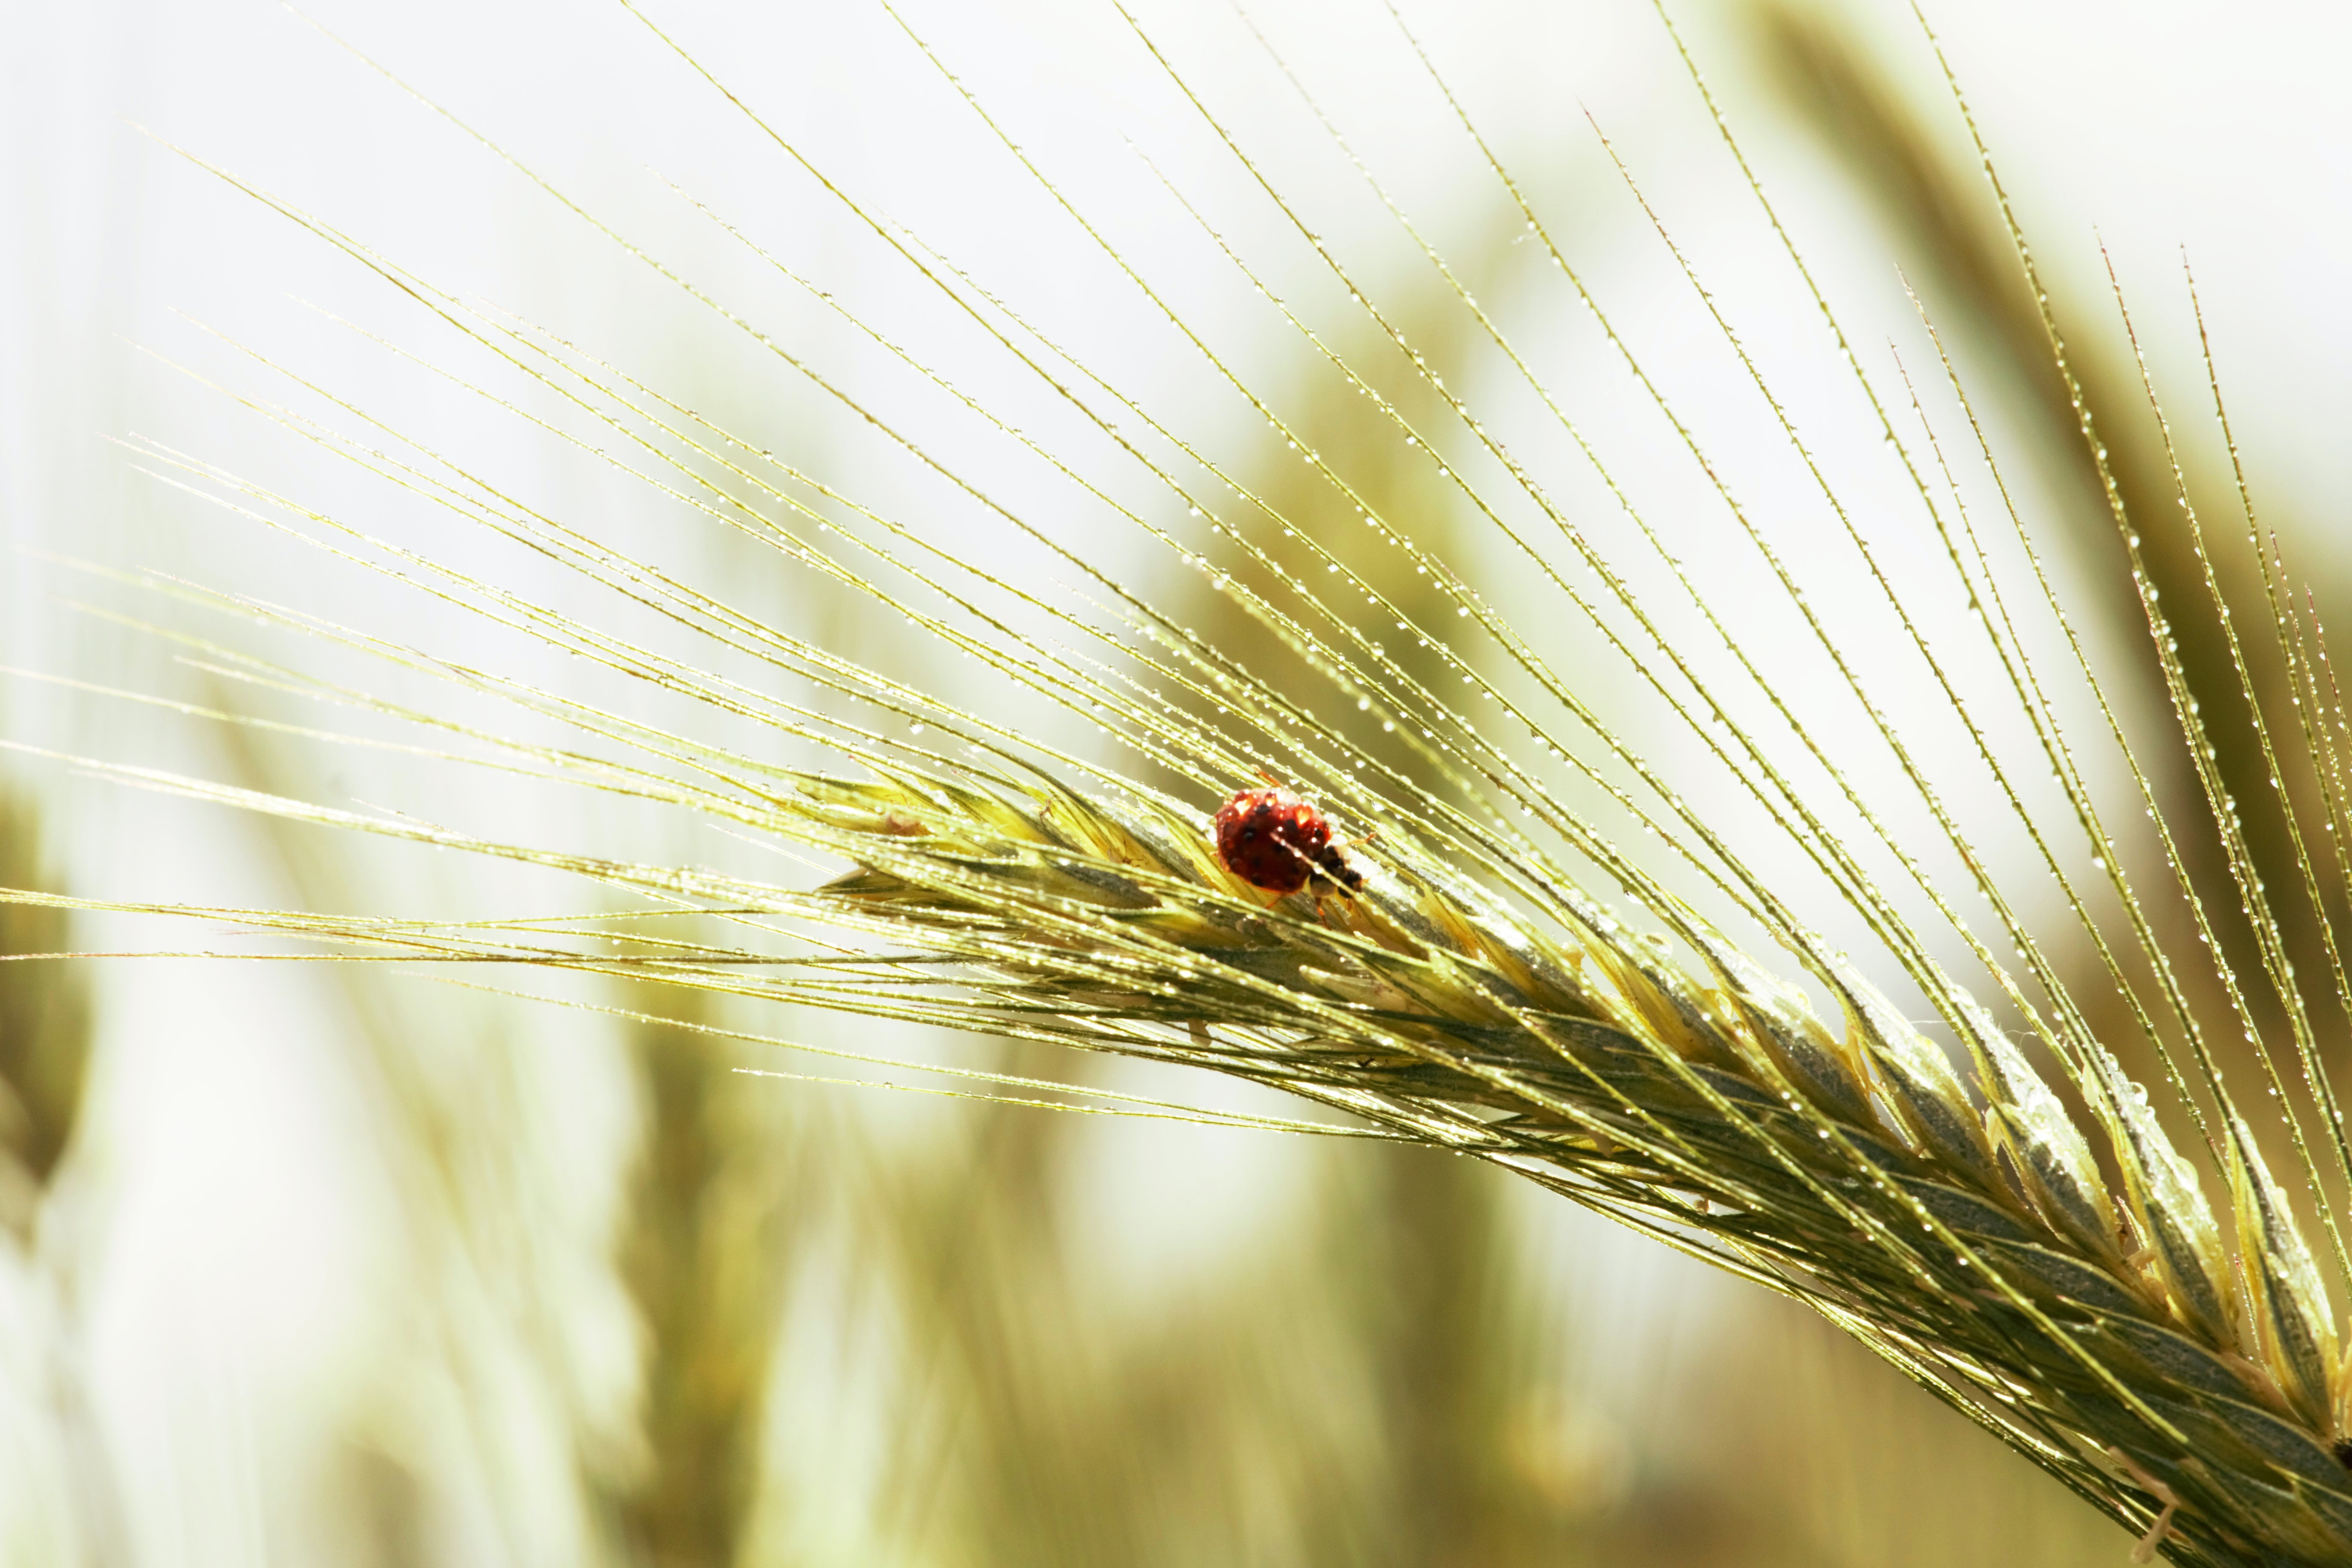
[2226,1116,2341,1433]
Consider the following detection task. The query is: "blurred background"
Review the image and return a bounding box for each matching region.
[2,0,2347,1563]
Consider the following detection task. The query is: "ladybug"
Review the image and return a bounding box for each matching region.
[1213,778,1366,900]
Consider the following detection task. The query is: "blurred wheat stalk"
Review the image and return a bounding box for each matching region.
[0,791,114,1565]
[10,0,2352,1562]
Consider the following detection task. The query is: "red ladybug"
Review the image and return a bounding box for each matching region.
[1213,781,1366,900]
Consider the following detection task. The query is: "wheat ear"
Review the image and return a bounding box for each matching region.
[692,750,2337,1568]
